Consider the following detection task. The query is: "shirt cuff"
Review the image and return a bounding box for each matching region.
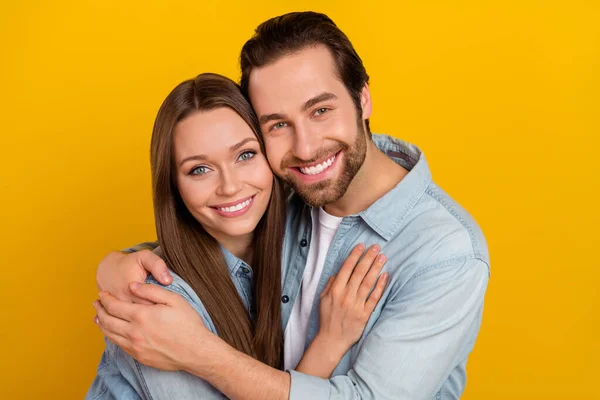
[288,370,330,400]
[121,241,159,254]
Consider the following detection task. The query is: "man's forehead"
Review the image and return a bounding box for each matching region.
[249,46,338,88]
[247,47,345,111]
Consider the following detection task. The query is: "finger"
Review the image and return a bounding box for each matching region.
[130,295,155,306]
[347,244,381,293]
[137,250,172,285]
[99,291,144,321]
[356,253,387,301]
[129,282,180,306]
[94,299,131,338]
[96,316,132,353]
[320,275,336,299]
[364,273,389,314]
[333,244,366,288]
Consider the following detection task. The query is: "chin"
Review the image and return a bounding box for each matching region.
[223,222,259,237]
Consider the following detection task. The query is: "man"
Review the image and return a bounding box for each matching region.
[94,11,489,399]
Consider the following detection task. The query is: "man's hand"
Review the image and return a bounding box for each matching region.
[94,282,214,371]
[96,250,172,303]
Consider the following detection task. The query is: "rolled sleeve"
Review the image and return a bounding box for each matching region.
[289,257,489,400]
[121,241,159,254]
[288,369,330,400]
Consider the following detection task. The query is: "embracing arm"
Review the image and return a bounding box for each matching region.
[287,257,490,400]
[169,257,488,400]
[95,244,388,400]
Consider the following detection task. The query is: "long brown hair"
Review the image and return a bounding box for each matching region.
[240,11,371,136]
[150,73,285,368]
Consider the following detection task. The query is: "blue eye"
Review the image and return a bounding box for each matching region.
[238,150,256,161]
[314,107,328,116]
[190,166,210,175]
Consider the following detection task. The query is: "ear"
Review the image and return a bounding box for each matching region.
[359,83,373,120]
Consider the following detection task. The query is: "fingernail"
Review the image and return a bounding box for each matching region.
[371,244,380,253]
[161,273,172,283]
[357,243,366,251]
[98,292,103,298]
[378,254,386,263]
[383,273,389,282]
[93,300,98,308]
[130,282,141,290]
[94,316,99,325]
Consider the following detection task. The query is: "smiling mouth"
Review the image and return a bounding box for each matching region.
[212,195,255,214]
[297,152,339,176]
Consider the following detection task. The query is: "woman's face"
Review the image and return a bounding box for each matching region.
[174,107,273,243]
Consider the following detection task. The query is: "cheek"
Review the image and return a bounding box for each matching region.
[253,158,275,193]
[264,138,287,172]
[177,178,211,212]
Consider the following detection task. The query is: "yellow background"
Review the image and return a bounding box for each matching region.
[1,1,598,398]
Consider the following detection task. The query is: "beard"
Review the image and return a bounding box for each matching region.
[280,120,367,208]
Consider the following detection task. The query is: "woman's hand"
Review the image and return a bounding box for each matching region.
[296,243,388,377]
[94,282,212,371]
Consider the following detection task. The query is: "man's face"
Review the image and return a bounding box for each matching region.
[247,45,372,208]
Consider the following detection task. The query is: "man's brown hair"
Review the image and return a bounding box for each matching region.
[240,11,371,135]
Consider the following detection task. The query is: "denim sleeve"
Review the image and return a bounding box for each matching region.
[85,273,226,400]
[121,241,159,254]
[289,257,489,400]
[127,275,226,399]
[84,338,144,400]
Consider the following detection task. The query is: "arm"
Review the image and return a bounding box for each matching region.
[85,338,144,400]
[162,245,389,400]
[288,257,490,400]
[184,258,488,400]
[89,277,226,400]
[95,245,389,399]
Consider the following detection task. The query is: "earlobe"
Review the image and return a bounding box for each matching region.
[360,84,373,120]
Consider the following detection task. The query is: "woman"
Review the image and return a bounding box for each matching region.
[86,73,387,399]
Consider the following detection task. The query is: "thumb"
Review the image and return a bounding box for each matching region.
[136,250,172,285]
[129,282,178,306]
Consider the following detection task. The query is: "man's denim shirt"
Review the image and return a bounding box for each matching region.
[86,134,489,400]
[283,135,489,400]
[85,247,254,399]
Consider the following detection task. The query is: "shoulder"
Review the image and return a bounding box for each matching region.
[387,181,489,277]
[144,249,217,332]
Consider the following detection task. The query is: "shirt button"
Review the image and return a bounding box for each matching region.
[281,295,290,303]
[241,267,250,274]
[300,239,308,247]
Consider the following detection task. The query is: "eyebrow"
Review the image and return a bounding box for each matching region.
[301,92,338,112]
[178,137,258,167]
[258,92,338,125]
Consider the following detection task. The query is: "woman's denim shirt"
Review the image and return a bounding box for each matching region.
[85,247,254,400]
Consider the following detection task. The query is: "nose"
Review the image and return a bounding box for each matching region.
[292,122,320,161]
[216,167,243,197]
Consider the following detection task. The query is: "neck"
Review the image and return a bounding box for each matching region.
[323,140,408,217]
[210,231,254,265]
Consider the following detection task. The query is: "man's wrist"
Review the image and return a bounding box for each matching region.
[183,332,230,379]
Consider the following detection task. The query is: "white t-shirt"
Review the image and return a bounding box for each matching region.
[283,207,343,371]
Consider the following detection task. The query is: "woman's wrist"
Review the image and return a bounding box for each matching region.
[311,333,349,363]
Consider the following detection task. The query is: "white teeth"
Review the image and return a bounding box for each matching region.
[217,198,252,213]
[299,155,336,175]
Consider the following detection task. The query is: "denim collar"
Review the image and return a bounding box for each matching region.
[356,134,432,241]
[219,244,250,275]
